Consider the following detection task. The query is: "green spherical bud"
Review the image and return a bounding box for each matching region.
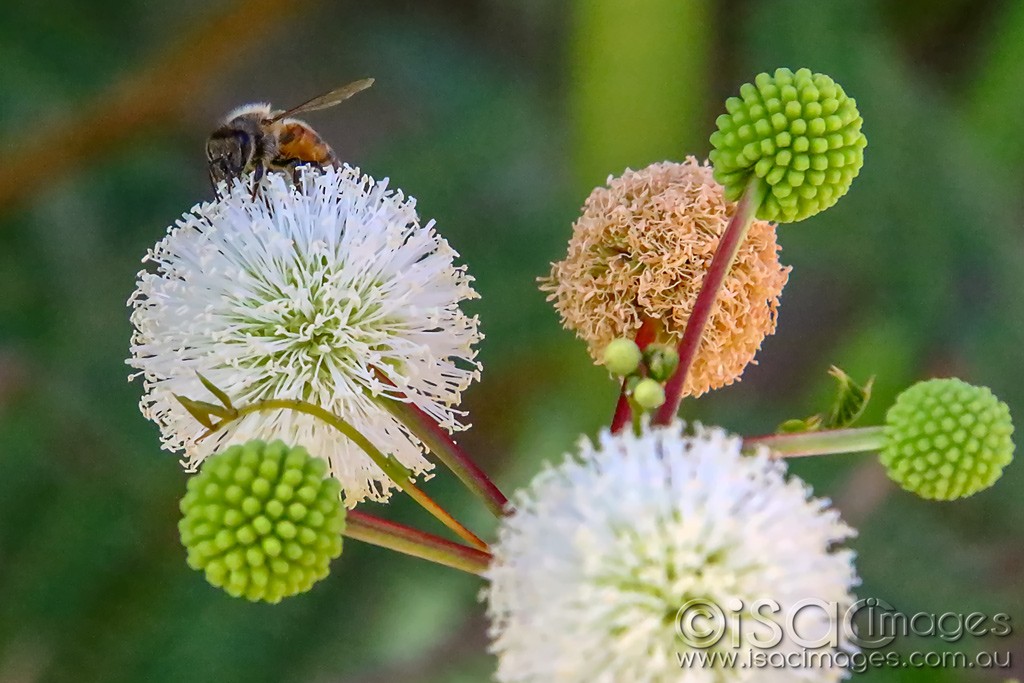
[881,379,1014,500]
[643,344,680,383]
[179,440,345,603]
[709,67,866,223]
[632,378,666,410]
[602,338,643,377]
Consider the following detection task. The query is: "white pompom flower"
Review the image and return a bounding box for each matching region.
[485,423,859,683]
[128,166,482,505]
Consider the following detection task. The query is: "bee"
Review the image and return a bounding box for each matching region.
[206,78,374,190]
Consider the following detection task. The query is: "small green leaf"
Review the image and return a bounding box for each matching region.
[197,373,235,410]
[777,416,823,434]
[175,395,234,429]
[175,396,216,429]
[774,366,873,433]
[823,366,874,429]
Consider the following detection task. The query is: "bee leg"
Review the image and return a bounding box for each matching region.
[250,163,266,200]
[287,160,319,188]
[291,162,305,187]
[209,162,229,199]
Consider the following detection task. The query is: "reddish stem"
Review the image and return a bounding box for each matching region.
[372,368,509,517]
[386,398,509,516]
[610,317,662,433]
[654,178,765,425]
[345,510,492,575]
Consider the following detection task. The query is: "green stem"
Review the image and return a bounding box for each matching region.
[378,397,508,518]
[344,510,491,576]
[629,397,643,436]
[743,426,886,458]
[205,398,488,551]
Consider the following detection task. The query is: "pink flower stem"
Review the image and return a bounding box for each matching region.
[372,368,509,518]
[610,316,661,433]
[653,177,766,425]
[380,398,509,518]
[345,510,492,575]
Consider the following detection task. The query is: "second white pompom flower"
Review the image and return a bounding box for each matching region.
[485,423,859,683]
[128,166,482,505]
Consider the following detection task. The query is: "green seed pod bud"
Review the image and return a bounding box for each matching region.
[632,378,667,410]
[710,67,866,223]
[643,344,680,383]
[881,379,1014,500]
[179,440,345,603]
[602,338,643,377]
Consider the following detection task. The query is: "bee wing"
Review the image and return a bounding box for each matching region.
[271,78,375,121]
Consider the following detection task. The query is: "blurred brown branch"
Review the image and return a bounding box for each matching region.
[0,0,312,215]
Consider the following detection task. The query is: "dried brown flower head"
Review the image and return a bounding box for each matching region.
[541,157,790,398]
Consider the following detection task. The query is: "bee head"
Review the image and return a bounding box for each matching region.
[206,127,256,188]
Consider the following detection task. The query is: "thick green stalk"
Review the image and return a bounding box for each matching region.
[743,426,886,458]
[571,0,711,188]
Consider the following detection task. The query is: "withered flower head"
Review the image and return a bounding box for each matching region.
[541,157,790,397]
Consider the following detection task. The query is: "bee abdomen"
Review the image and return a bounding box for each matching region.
[275,121,337,167]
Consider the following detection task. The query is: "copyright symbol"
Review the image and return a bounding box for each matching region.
[675,598,726,648]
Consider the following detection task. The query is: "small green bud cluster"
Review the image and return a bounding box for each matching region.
[601,339,680,411]
[179,440,346,603]
[601,339,643,377]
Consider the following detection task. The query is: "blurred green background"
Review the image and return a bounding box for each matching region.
[0,0,1021,680]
